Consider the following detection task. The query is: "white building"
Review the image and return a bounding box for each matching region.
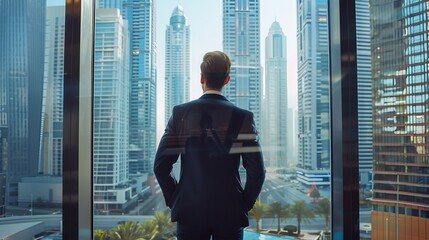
[93,9,131,211]
[262,21,288,169]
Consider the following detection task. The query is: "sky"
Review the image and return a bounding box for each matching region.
[47,0,298,138]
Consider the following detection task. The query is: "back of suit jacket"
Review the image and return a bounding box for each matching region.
[154,94,265,229]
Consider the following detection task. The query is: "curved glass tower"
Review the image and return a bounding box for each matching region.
[165,5,190,125]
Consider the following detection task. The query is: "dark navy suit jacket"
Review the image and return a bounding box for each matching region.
[154,94,265,229]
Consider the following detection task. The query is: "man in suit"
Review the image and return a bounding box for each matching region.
[154,51,265,240]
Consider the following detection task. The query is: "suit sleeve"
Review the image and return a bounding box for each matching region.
[153,107,181,208]
[241,113,265,211]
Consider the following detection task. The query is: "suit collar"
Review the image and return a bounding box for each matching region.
[199,94,228,101]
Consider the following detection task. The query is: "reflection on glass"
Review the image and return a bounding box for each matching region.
[93,0,332,239]
[370,0,429,239]
[0,0,64,239]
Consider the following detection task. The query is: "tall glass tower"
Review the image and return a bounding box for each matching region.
[356,0,373,187]
[222,0,261,129]
[93,9,131,211]
[124,0,157,175]
[0,0,46,204]
[371,0,429,239]
[296,0,330,186]
[262,21,288,169]
[41,6,65,176]
[165,5,190,125]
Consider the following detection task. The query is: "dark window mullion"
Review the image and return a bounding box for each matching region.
[329,0,360,239]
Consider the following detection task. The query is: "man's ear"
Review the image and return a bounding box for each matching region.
[200,74,205,84]
[224,76,230,85]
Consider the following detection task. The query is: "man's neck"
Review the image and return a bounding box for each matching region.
[204,89,222,95]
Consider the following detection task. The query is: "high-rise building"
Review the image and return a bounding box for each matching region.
[287,108,298,164]
[124,0,157,175]
[165,5,190,125]
[222,0,262,129]
[296,0,330,186]
[262,21,287,168]
[370,0,429,239]
[93,9,131,211]
[0,0,46,204]
[0,127,7,217]
[41,6,65,176]
[356,0,373,187]
[96,0,157,175]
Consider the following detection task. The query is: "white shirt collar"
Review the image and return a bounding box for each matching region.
[203,90,223,95]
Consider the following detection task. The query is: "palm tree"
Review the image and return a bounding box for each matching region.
[249,200,268,231]
[94,229,110,240]
[315,198,330,232]
[141,219,158,240]
[290,201,314,235]
[267,202,289,232]
[153,209,176,239]
[109,221,144,240]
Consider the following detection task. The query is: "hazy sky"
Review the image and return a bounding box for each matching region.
[47,0,298,138]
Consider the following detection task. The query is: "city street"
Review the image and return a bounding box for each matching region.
[256,173,371,232]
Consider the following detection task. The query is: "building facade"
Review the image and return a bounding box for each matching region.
[165,5,190,125]
[262,21,288,169]
[356,0,373,187]
[370,0,429,239]
[296,0,330,186]
[41,6,65,176]
[93,9,132,211]
[0,0,46,204]
[97,0,157,175]
[222,0,262,129]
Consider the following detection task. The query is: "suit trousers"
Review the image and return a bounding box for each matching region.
[176,222,244,240]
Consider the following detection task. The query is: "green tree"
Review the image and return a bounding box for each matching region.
[315,198,330,232]
[249,200,268,231]
[267,202,289,232]
[109,221,144,240]
[290,201,314,235]
[94,229,110,240]
[153,209,176,239]
[141,219,158,240]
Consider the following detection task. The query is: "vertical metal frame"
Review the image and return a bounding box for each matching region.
[63,0,94,239]
[329,0,360,239]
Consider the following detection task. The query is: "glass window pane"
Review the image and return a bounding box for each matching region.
[365,0,429,239]
[0,1,64,239]
[93,1,332,239]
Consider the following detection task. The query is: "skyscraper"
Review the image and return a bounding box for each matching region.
[41,6,65,176]
[296,0,330,186]
[93,9,131,211]
[97,0,157,175]
[262,21,287,168]
[0,0,46,204]
[356,0,373,187]
[123,0,157,175]
[165,5,190,125]
[222,0,262,129]
[370,0,429,239]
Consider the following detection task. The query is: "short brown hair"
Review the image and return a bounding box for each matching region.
[200,51,231,90]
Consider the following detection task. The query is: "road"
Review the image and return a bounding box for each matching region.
[255,173,371,232]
